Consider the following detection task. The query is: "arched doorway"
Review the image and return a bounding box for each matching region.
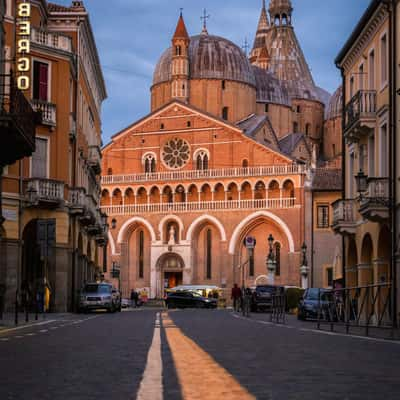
[156,253,184,297]
[346,238,358,287]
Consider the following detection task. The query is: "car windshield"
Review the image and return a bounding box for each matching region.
[257,286,274,293]
[83,284,111,294]
[306,289,326,300]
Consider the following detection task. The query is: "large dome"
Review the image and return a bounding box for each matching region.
[326,86,342,120]
[153,34,256,87]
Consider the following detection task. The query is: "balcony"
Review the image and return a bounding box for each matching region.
[102,164,305,185]
[68,187,86,215]
[31,28,73,53]
[0,75,36,166]
[25,179,65,207]
[332,199,357,235]
[79,194,99,226]
[101,197,297,216]
[88,145,102,174]
[359,177,390,222]
[31,99,57,127]
[344,90,377,141]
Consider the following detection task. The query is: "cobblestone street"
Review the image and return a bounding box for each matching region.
[1,309,400,400]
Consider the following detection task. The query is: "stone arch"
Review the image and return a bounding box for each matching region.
[377,225,391,283]
[240,181,252,200]
[156,252,185,271]
[112,188,122,205]
[159,215,185,242]
[282,179,295,198]
[124,187,135,205]
[117,217,156,243]
[229,211,295,255]
[188,184,199,202]
[359,233,374,286]
[101,189,110,206]
[227,182,239,201]
[186,215,227,242]
[254,180,266,199]
[136,187,147,204]
[214,182,225,201]
[149,186,161,204]
[200,183,212,201]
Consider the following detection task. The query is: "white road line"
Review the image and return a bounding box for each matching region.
[231,312,400,345]
[0,320,57,335]
[39,329,48,333]
[136,312,163,400]
[0,338,9,341]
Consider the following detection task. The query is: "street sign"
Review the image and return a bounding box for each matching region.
[244,236,256,249]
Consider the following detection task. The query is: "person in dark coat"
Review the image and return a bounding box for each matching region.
[231,284,242,312]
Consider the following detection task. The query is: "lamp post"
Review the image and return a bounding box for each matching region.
[300,242,309,289]
[266,234,276,285]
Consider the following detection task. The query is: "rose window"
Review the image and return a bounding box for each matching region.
[162,138,190,169]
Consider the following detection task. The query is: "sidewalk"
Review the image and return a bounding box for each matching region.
[0,312,73,331]
[237,311,400,341]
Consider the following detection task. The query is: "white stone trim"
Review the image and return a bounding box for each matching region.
[117,217,157,243]
[228,211,295,255]
[186,215,227,242]
[108,231,117,256]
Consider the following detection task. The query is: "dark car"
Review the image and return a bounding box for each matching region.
[165,291,217,309]
[251,285,284,312]
[297,288,333,320]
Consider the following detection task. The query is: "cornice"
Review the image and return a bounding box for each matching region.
[340,5,388,72]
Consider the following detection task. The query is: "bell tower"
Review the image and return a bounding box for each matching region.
[250,0,270,64]
[269,0,293,26]
[171,11,190,102]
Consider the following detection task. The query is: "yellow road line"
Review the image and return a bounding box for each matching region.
[162,312,255,400]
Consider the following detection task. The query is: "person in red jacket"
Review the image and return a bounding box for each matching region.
[231,284,242,312]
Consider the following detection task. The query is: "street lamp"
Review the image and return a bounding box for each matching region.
[300,242,309,289]
[266,234,276,285]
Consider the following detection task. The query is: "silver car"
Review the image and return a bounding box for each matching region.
[79,283,121,313]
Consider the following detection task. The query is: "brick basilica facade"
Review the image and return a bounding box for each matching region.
[101,0,342,298]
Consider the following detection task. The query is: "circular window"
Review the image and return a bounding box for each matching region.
[162,138,190,170]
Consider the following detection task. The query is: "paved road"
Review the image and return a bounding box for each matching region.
[1,309,400,400]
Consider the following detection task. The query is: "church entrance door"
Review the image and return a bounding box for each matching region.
[164,271,183,290]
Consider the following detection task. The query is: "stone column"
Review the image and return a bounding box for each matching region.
[54,245,71,312]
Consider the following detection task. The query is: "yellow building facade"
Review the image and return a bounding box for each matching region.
[0,0,107,312]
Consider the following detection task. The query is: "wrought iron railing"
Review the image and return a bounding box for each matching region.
[0,74,36,147]
[101,164,305,185]
[344,90,377,133]
[316,284,395,337]
[101,197,297,215]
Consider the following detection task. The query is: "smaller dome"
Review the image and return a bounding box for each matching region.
[326,86,343,120]
[253,66,289,106]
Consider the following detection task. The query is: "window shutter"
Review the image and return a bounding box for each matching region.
[32,138,48,178]
[39,63,49,101]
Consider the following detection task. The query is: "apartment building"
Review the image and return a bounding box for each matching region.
[0,0,107,312]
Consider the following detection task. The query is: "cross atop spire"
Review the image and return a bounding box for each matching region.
[173,10,189,40]
[200,8,210,35]
[242,38,250,56]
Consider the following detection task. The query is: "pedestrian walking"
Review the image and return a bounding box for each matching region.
[130,289,136,308]
[231,283,242,312]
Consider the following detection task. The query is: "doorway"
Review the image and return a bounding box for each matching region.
[164,271,183,290]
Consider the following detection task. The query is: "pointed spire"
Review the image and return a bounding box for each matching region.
[257,0,270,31]
[173,11,189,39]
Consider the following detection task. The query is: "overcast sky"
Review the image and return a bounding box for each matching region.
[55,0,371,144]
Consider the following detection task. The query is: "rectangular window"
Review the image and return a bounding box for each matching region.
[265,104,269,113]
[359,64,364,90]
[222,107,228,121]
[381,34,387,86]
[349,152,355,197]
[31,137,48,178]
[206,229,212,279]
[139,231,144,279]
[33,61,49,101]
[368,134,375,177]
[359,144,368,173]
[327,268,333,287]
[369,50,375,90]
[380,123,388,176]
[317,205,329,229]
[350,76,354,98]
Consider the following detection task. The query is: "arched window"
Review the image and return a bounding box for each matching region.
[143,153,156,173]
[107,168,113,175]
[175,45,181,56]
[194,150,209,171]
[282,14,288,25]
[275,243,281,276]
[242,159,249,168]
[206,229,212,279]
[222,107,229,121]
[139,230,144,279]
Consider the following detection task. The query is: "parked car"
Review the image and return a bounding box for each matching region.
[165,291,217,309]
[79,283,121,313]
[297,288,333,320]
[251,285,284,312]
[121,298,130,308]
